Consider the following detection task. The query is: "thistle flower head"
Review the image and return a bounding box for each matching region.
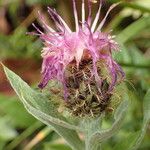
[32,0,125,117]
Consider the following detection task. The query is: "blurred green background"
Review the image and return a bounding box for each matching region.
[0,0,150,149]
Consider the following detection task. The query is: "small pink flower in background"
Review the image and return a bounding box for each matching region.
[31,0,125,116]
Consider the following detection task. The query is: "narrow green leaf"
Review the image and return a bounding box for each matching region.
[116,17,150,44]
[51,125,84,150]
[115,17,150,64]
[113,132,140,150]
[130,89,150,150]
[113,44,132,64]
[2,64,78,130]
[2,65,84,150]
[17,99,84,150]
[23,126,53,150]
[44,143,72,150]
[113,89,150,150]
[143,89,150,121]
[5,121,43,150]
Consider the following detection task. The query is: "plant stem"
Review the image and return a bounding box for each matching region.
[23,126,53,150]
[15,5,40,32]
[5,121,43,150]
[85,134,102,150]
[85,134,89,150]
[83,117,103,150]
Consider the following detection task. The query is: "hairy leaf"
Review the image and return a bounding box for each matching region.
[2,65,84,150]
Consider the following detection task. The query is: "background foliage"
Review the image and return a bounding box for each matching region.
[0,0,150,149]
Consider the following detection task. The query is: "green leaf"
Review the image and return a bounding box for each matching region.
[88,99,128,150]
[44,143,72,150]
[113,89,150,150]
[113,132,140,150]
[126,43,149,65]
[143,89,150,121]
[116,17,150,44]
[5,121,43,150]
[2,64,78,130]
[2,65,84,150]
[113,44,132,64]
[51,125,84,150]
[130,89,150,150]
[115,17,150,64]
[0,118,18,141]
[20,101,84,150]
[0,95,36,128]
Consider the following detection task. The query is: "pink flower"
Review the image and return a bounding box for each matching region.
[33,0,125,100]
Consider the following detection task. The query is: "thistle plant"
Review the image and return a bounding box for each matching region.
[34,0,125,117]
[2,0,150,150]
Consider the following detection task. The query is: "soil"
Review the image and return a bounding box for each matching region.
[0,58,41,96]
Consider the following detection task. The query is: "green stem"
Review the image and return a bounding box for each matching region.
[5,121,43,150]
[85,134,89,150]
[83,117,103,150]
[23,126,53,150]
[85,134,101,150]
